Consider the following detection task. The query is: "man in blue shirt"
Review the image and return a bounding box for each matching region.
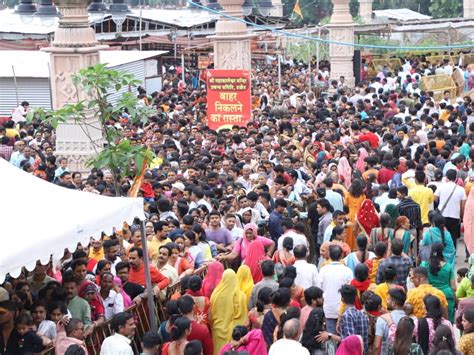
[269,198,287,243]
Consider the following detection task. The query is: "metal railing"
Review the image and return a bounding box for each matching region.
[39,264,209,355]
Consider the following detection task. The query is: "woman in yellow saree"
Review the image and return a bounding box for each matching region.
[237,265,254,306]
[210,269,248,355]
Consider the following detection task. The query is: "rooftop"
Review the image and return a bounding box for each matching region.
[0,50,167,78]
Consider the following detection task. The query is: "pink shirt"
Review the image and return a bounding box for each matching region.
[300,305,313,332]
[233,236,273,262]
[55,324,88,355]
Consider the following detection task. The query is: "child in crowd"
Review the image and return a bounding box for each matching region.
[15,313,44,354]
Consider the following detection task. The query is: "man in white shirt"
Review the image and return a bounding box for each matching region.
[277,219,309,251]
[319,244,353,334]
[100,312,136,355]
[99,273,124,321]
[224,214,243,241]
[11,101,29,123]
[268,318,309,355]
[434,169,466,250]
[294,245,320,289]
[322,177,343,212]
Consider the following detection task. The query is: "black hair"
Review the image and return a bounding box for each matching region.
[388,288,406,307]
[432,213,447,244]
[340,284,357,305]
[356,234,369,263]
[393,317,416,355]
[303,286,323,305]
[424,295,443,330]
[463,308,474,334]
[457,267,469,278]
[128,247,144,258]
[15,313,34,326]
[110,312,134,333]
[330,226,345,241]
[188,275,202,292]
[282,237,294,251]
[271,287,291,308]
[429,242,445,276]
[279,277,294,289]
[142,331,162,349]
[96,259,111,273]
[329,244,343,261]
[283,265,297,280]
[430,324,456,354]
[301,308,325,353]
[390,238,404,256]
[177,295,194,315]
[170,316,191,341]
[232,325,249,341]
[354,263,369,282]
[374,241,388,258]
[261,260,275,277]
[115,261,131,273]
[362,291,381,312]
[256,287,273,313]
[184,340,203,355]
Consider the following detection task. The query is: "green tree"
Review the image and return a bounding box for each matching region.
[429,0,462,18]
[29,64,154,196]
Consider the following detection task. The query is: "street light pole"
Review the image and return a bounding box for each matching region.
[138,0,142,51]
[307,27,311,91]
[278,53,281,100]
[316,26,321,75]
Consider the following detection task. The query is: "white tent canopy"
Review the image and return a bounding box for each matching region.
[0,158,145,282]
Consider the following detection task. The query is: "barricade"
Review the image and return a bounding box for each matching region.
[39,264,209,355]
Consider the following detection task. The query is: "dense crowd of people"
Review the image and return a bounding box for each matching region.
[1,53,474,355]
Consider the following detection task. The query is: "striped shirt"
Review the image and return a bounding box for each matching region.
[398,197,422,230]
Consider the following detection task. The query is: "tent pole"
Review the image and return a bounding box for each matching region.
[140,219,158,332]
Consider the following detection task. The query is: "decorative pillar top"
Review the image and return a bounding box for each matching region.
[51,0,99,48]
[330,0,353,24]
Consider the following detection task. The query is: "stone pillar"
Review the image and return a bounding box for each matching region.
[270,0,283,17]
[329,0,355,87]
[42,0,107,173]
[358,0,372,22]
[465,0,474,19]
[209,0,255,70]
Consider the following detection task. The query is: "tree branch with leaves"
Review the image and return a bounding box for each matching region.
[29,63,155,196]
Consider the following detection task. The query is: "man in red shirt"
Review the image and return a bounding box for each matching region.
[355,124,379,148]
[378,160,396,184]
[177,295,213,355]
[128,247,170,290]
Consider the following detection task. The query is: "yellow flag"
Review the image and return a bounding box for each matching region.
[293,0,303,19]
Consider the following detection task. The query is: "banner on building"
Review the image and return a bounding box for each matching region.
[206,70,251,131]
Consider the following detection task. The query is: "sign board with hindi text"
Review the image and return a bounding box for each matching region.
[206,70,251,131]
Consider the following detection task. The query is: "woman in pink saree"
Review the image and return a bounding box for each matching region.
[201,260,224,298]
[355,147,368,173]
[219,325,267,355]
[244,239,269,283]
[338,156,352,189]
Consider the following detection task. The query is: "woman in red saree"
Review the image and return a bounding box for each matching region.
[201,260,224,299]
[78,282,105,324]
